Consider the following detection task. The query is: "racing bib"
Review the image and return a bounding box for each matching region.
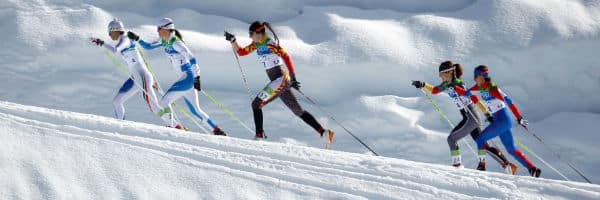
[259,54,282,69]
[485,99,506,114]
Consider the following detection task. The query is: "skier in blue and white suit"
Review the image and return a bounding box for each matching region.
[127,18,226,135]
[91,19,177,128]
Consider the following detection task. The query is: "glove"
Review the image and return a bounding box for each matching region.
[91,38,104,46]
[485,114,494,123]
[411,80,425,89]
[193,76,201,91]
[127,31,140,41]
[290,74,301,90]
[152,82,159,89]
[224,31,236,42]
[517,117,529,127]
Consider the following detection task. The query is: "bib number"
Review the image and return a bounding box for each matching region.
[259,55,281,68]
[486,100,505,114]
[258,87,275,101]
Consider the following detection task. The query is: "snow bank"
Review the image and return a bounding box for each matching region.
[1,101,599,199]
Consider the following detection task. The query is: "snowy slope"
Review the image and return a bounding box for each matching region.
[1,0,600,188]
[1,101,599,199]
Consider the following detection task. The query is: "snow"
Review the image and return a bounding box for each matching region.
[1,101,599,199]
[1,0,600,197]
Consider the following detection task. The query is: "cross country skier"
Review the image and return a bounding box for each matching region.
[411,61,517,175]
[467,65,541,177]
[90,19,181,129]
[223,21,334,144]
[126,18,226,136]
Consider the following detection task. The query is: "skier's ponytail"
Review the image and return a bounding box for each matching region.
[250,21,279,45]
[263,22,279,45]
[454,63,463,79]
[439,61,463,79]
[174,29,184,42]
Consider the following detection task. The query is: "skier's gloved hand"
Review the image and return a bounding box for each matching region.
[290,74,301,90]
[485,114,494,123]
[517,117,529,127]
[91,38,104,46]
[224,31,236,42]
[411,80,425,89]
[193,76,201,91]
[152,82,159,89]
[127,31,140,41]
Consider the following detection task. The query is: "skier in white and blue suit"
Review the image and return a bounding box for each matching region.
[91,19,177,128]
[127,18,226,135]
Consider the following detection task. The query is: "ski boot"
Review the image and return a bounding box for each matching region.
[169,124,187,131]
[477,161,486,171]
[452,163,464,169]
[529,167,542,178]
[212,127,227,136]
[321,129,334,149]
[477,150,486,171]
[451,151,462,168]
[254,132,266,140]
[503,163,518,175]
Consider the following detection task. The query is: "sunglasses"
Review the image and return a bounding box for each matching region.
[108,27,120,35]
[157,22,173,32]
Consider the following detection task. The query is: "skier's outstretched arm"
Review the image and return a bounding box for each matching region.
[137,39,162,50]
[224,31,255,56]
[410,81,442,95]
[126,31,161,50]
[101,36,130,54]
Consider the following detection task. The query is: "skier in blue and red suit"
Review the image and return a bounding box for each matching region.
[461,65,541,177]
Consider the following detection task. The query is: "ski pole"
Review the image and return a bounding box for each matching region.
[201,90,254,134]
[419,89,477,157]
[231,48,253,100]
[294,89,380,156]
[521,127,592,183]
[469,111,570,179]
[229,47,276,138]
[498,86,591,183]
[514,138,571,181]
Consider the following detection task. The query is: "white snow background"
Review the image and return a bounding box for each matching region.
[1,0,600,198]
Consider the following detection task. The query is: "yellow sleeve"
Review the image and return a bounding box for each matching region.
[424,83,435,93]
[476,101,489,115]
